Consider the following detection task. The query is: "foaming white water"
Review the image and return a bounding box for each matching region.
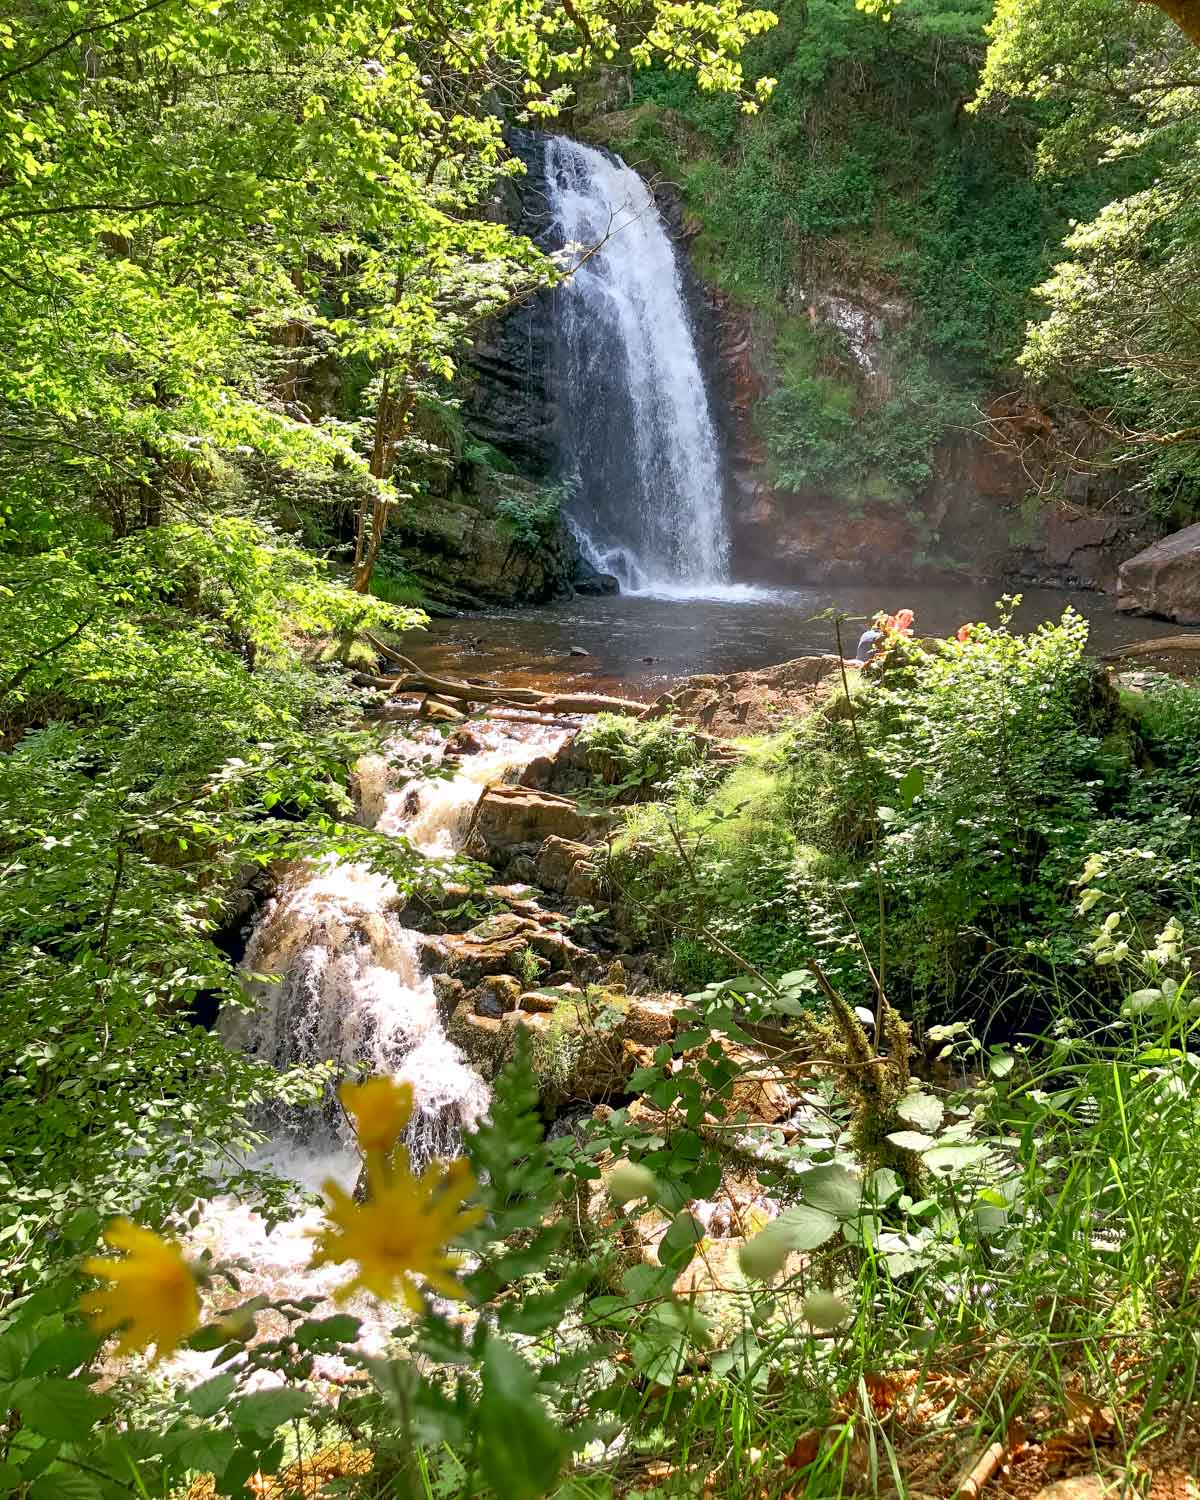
[622,580,789,604]
[176,717,571,1375]
[224,718,566,1161]
[547,135,729,593]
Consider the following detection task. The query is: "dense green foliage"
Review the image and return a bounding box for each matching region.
[6,831,1200,1497]
[601,0,1116,509]
[601,0,1197,523]
[0,0,776,1299]
[4,0,1200,1493]
[611,608,1200,1027]
[976,0,1200,522]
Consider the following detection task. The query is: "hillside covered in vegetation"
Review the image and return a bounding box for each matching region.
[585,0,1200,581]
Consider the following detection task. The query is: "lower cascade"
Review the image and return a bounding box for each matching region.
[183,718,570,1369]
[545,134,731,596]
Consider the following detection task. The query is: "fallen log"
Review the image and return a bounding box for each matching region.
[1103,633,1200,660]
[355,667,649,716]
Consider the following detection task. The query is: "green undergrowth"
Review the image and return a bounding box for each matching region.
[604,605,1200,1030]
[575,713,729,806]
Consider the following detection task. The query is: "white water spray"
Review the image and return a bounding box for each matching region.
[176,718,570,1375]
[546,135,730,595]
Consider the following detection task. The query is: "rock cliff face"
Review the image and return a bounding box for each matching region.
[390,131,613,610]
[463,131,558,479]
[382,475,579,609]
[700,282,1152,591]
[462,129,1161,601]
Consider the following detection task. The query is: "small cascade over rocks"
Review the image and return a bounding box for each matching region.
[545,135,731,596]
[173,718,572,1379]
[224,719,569,1168]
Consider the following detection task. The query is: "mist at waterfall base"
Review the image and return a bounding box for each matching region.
[172,720,570,1382]
[546,135,736,598]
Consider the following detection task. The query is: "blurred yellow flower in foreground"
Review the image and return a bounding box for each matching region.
[310,1147,483,1310]
[340,1076,413,1155]
[80,1219,200,1360]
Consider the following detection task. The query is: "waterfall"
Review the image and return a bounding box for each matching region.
[172,719,570,1376]
[545,135,731,596]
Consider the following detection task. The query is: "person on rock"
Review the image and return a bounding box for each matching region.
[854,612,889,663]
[889,607,916,638]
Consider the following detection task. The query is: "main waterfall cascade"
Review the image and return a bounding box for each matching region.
[181,720,570,1371]
[545,135,732,596]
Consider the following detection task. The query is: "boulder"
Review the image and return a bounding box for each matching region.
[446,1006,509,1075]
[465,785,613,866]
[535,835,594,893]
[432,974,467,1025]
[622,995,677,1048]
[519,989,561,1014]
[642,657,843,736]
[438,913,539,985]
[444,727,486,757]
[1118,521,1200,624]
[565,859,605,903]
[527,927,603,982]
[473,974,523,1017]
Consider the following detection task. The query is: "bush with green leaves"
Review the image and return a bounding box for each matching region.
[599,606,1200,1030]
[5,902,1200,1497]
[575,712,727,804]
[495,481,571,553]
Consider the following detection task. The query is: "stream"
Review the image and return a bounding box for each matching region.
[174,131,1197,1382]
[172,719,570,1384]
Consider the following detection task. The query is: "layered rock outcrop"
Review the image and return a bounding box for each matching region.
[384,475,580,608]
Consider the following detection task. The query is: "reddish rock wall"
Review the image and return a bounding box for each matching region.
[703,282,1154,593]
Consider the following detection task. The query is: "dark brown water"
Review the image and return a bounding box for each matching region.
[397,583,1196,700]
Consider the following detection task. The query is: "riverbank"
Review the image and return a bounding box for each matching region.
[395,585,1199,699]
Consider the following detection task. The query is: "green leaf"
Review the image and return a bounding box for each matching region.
[630,1333,686,1384]
[658,1211,705,1273]
[922,1144,990,1175]
[231,1388,310,1435]
[800,1164,861,1218]
[621,1263,676,1302]
[17,1379,114,1440]
[179,1425,237,1475]
[296,1314,361,1349]
[23,1328,102,1377]
[772,1204,839,1251]
[886,1130,937,1152]
[896,765,925,807]
[478,1338,566,1500]
[866,1167,902,1205]
[896,1091,945,1133]
[32,1472,103,1500]
[187,1372,236,1418]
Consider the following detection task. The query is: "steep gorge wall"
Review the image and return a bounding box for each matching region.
[702,280,1150,590]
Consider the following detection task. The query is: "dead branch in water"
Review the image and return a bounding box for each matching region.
[1103,633,1200,660]
[353,668,648,716]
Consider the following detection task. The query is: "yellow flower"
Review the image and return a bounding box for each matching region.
[80,1219,200,1361]
[340,1076,413,1155]
[309,1154,484,1311]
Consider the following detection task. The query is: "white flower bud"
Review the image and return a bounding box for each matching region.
[737,1226,791,1282]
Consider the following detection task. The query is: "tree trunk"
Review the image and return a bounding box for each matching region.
[1142,0,1200,42]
